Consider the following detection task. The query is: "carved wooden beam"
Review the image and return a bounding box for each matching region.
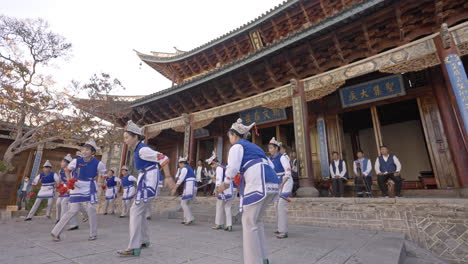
[283,51,300,78]
[193,57,206,72]
[233,40,243,58]
[174,95,192,112]
[394,2,404,41]
[214,86,230,104]
[184,60,198,76]
[263,59,281,86]
[201,88,217,106]
[285,11,294,32]
[319,0,329,16]
[222,43,235,61]
[164,100,181,117]
[306,43,321,71]
[434,0,444,27]
[189,92,205,111]
[151,104,170,120]
[299,1,312,24]
[332,33,346,63]
[146,109,161,123]
[270,20,281,40]
[229,75,245,95]
[246,70,262,92]
[212,48,225,65]
[361,23,375,55]
[202,52,216,68]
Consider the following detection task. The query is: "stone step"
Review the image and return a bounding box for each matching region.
[344,232,405,264]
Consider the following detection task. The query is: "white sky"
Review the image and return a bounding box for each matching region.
[1,0,285,96]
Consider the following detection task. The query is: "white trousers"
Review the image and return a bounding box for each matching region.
[275,198,288,233]
[104,199,115,214]
[51,202,97,238]
[128,201,151,249]
[242,194,276,264]
[121,199,132,217]
[27,197,54,218]
[215,199,232,227]
[181,199,194,223]
[56,196,77,227]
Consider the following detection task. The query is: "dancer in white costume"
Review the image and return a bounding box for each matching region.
[117,120,174,257]
[25,160,59,221]
[268,137,293,239]
[206,151,234,232]
[172,156,197,225]
[51,139,106,241]
[120,166,137,218]
[218,119,280,264]
[103,169,121,215]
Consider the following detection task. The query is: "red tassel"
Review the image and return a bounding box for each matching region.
[66,178,78,190]
[101,185,106,190]
[254,124,259,137]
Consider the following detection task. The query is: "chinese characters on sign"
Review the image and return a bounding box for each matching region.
[445,54,468,135]
[317,118,329,178]
[339,75,406,108]
[239,107,287,125]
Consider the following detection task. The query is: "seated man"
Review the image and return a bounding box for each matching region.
[353,150,372,197]
[375,146,403,197]
[329,152,347,197]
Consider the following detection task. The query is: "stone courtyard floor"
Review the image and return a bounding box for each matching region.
[0,214,443,264]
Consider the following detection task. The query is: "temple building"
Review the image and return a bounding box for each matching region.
[118,0,468,197]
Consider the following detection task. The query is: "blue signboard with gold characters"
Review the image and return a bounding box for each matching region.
[239,107,287,125]
[339,75,406,108]
[444,54,468,135]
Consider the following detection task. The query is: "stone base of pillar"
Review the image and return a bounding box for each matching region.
[296,186,319,197]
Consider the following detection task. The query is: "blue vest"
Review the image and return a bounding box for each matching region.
[106,176,118,187]
[331,160,348,178]
[379,154,397,173]
[270,154,285,174]
[235,139,279,184]
[182,165,195,183]
[134,141,158,170]
[40,172,55,184]
[355,158,372,176]
[121,175,134,188]
[59,169,67,184]
[76,157,100,181]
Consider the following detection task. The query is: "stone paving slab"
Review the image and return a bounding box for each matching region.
[0,214,411,264]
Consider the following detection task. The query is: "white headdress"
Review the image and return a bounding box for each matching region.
[84,138,100,151]
[230,118,255,135]
[76,151,82,157]
[269,137,281,146]
[126,120,143,136]
[63,154,73,163]
[43,160,52,167]
[205,151,217,164]
[121,165,128,171]
[178,156,188,163]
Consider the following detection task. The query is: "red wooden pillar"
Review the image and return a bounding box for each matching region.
[433,24,468,190]
[291,79,318,196]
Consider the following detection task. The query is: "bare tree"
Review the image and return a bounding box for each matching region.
[0,15,128,176]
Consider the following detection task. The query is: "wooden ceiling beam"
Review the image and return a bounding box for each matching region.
[214,86,230,104]
[229,75,245,96]
[263,59,281,86]
[361,23,375,55]
[174,95,191,113]
[150,104,170,120]
[306,43,321,71]
[332,33,346,63]
[270,20,281,40]
[201,88,217,106]
[202,52,216,68]
[299,1,312,24]
[394,2,404,41]
[246,70,262,93]
[282,51,300,79]
[212,48,225,66]
[184,60,198,77]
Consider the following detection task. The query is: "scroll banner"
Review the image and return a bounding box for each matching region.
[339,75,406,108]
[239,107,287,125]
[317,118,329,178]
[29,144,44,179]
[194,128,209,139]
[444,54,468,135]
